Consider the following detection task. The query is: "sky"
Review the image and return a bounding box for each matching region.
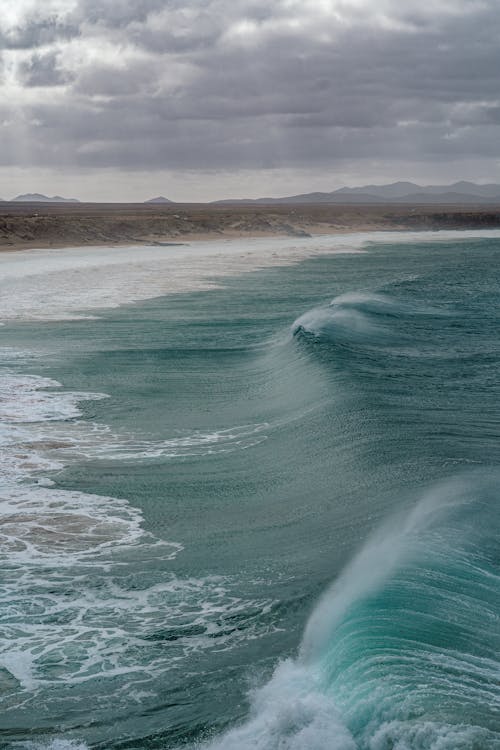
[1,0,500,202]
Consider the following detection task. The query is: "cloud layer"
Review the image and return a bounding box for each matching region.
[1,0,500,199]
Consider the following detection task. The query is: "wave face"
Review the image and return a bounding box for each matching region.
[204,473,500,750]
[291,290,445,349]
[2,235,500,749]
[201,237,500,750]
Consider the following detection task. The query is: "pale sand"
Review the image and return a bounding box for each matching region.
[2,230,500,324]
[0,223,378,254]
[5,202,500,253]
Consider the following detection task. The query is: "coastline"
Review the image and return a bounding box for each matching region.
[0,225,349,253]
[0,233,369,322]
[0,223,394,254]
[2,202,500,253]
[2,229,500,324]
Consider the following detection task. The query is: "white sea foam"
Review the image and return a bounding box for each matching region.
[0,373,107,423]
[0,369,106,487]
[202,475,500,750]
[0,235,362,321]
[292,286,452,345]
[293,305,385,342]
[0,368,269,491]
[0,347,278,735]
[202,660,356,750]
[4,232,499,748]
[0,230,500,321]
[201,662,498,750]
[0,561,277,693]
[3,230,498,323]
[30,420,270,463]
[0,353,267,566]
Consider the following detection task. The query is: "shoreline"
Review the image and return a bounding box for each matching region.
[0,223,399,254]
[2,202,500,253]
[0,232,368,323]
[2,229,500,325]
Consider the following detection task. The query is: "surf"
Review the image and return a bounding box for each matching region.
[291,290,449,353]
[3,234,500,749]
[203,472,500,749]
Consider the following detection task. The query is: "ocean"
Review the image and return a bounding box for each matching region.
[1,232,499,750]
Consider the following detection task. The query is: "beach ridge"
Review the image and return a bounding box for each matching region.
[2,202,500,252]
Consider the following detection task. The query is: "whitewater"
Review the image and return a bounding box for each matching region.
[1,231,499,749]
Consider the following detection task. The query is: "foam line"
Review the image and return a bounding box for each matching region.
[2,231,500,322]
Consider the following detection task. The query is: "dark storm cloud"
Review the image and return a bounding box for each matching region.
[3,0,500,177]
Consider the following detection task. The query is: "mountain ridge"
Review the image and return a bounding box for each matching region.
[12,193,80,203]
[213,182,500,205]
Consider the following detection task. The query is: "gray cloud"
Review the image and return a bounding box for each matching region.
[0,18,78,50]
[19,51,73,87]
[1,0,500,197]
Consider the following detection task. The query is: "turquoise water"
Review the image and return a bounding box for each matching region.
[1,237,499,749]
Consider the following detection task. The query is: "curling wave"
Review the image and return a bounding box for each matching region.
[204,472,500,749]
[291,290,446,349]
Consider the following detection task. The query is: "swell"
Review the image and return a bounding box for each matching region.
[0,300,360,750]
[202,273,500,749]
[291,290,448,352]
[6,241,500,749]
[203,472,500,750]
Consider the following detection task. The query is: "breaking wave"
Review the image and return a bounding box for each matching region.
[291,291,447,349]
[204,472,500,749]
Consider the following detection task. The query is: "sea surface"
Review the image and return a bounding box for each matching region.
[0,233,499,750]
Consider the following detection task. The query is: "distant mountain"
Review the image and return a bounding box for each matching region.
[334,181,421,199]
[391,191,500,204]
[144,196,175,204]
[12,193,80,203]
[417,181,500,198]
[214,182,500,205]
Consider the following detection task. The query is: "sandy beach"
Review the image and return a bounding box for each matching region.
[2,202,500,252]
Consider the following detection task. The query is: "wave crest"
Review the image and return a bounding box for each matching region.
[205,472,500,750]
[291,290,445,348]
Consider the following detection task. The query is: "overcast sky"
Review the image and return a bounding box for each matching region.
[1,0,500,201]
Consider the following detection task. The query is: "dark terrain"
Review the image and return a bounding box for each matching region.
[1,202,500,250]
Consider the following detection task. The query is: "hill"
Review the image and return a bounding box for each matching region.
[144,196,175,204]
[12,193,80,203]
[214,182,500,205]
